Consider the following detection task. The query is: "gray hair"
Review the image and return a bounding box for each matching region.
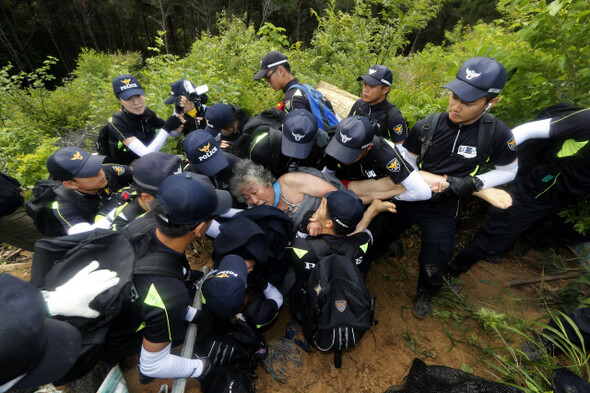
[230,159,276,203]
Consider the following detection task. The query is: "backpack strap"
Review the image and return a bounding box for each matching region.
[476,113,496,164]
[307,237,358,261]
[133,252,186,281]
[417,112,442,165]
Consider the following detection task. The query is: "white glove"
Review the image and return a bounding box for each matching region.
[44,260,120,318]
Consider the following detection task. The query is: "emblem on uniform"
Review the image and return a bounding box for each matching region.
[507,137,516,151]
[386,158,400,172]
[284,99,292,112]
[465,68,481,80]
[113,166,125,175]
[292,132,305,141]
[335,300,347,312]
[71,151,83,160]
[393,124,403,135]
[341,134,352,143]
[458,145,477,158]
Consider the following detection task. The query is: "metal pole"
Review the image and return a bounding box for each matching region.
[170,265,210,393]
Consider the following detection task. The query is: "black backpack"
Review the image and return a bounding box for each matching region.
[199,364,256,393]
[304,254,376,368]
[417,112,496,166]
[31,219,187,384]
[24,179,66,236]
[30,229,136,384]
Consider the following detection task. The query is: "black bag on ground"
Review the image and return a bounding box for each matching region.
[31,229,136,384]
[199,363,257,393]
[303,254,376,368]
[385,357,522,393]
[24,179,63,236]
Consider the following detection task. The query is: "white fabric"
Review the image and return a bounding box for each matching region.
[394,171,432,202]
[127,129,169,157]
[511,118,551,146]
[476,160,518,189]
[67,216,112,235]
[395,144,419,171]
[139,343,204,379]
[263,282,283,309]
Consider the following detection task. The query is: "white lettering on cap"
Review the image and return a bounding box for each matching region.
[465,68,482,80]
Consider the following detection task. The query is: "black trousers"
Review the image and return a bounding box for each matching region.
[447,193,563,276]
[373,200,460,296]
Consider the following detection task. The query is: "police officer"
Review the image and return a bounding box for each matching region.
[109,152,183,231]
[101,173,232,382]
[46,147,133,235]
[349,65,408,143]
[163,79,208,136]
[253,51,311,114]
[394,57,518,318]
[324,115,432,202]
[446,107,590,284]
[107,74,182,165]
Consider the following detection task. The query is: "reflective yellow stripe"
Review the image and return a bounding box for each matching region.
[557,139,588,158]
[360,241,369,254]
[144,283,172,341]
[286,247,308,259]
[136,321,146,332]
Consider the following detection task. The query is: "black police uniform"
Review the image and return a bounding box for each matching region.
[386,112,516,295]
[448,108,590,276]
[331,135,413,184]
[110,196,146,231]
[283,79,311,114]
[102,227,192,362]
[349,99,408,143]
[108,108,166,165]
[52,164,133,235]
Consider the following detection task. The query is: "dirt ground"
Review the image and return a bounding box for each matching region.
[0,202,579,393]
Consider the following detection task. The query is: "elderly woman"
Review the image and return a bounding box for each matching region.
[230,160,344,229]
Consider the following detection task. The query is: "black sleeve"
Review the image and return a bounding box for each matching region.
[549,108,590,140]
[0,172,23,215]
[386,110,408,143]
[489,119,518,166]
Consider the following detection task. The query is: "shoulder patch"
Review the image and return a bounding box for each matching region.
[284,99,292,112]
[393,124,403,135]
[386,158,401,173]
[507,137,516,151]
[113,165,125,175]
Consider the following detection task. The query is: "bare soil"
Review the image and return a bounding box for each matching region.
[0,201,579,393]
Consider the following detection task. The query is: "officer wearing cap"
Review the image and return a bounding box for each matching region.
[392,57,518,318]
[349,65,408,143]
[164,79,208,135]
[324,115,432,202]
[101,172,232,382]
[286,191,394,279]
[203,102,245,151]
[109,152,183,231]
[46,147,133,236]
[184,131,246,208]
[447,106,590,286]
[254,51,312,114]
[107,74,183,165]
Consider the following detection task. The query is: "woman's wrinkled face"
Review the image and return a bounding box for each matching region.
[241,182,274,207]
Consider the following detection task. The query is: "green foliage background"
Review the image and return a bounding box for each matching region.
[1,0,589,191]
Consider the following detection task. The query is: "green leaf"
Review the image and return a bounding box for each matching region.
[461,363,474,373]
